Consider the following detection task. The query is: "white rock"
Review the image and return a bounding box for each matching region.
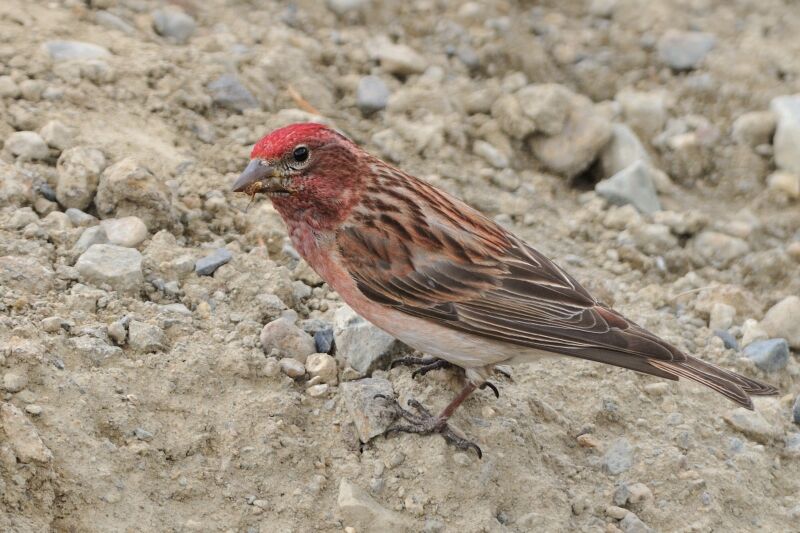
[741,318,769,347]
[767,171,800,199]
[39,120,73,151]
[657,30,716,70]
[731,111,776,148]
[337,479,410,531]
[0,403,52,463]
[770,95,800,175]
[341,378,395,443]
[373,40,427,75]
[4,131,49,160]
[723,408,779,444]
[616,90,668,140]
[75,243,143,294]
[596,161,661,214]
[709,302,736,331]
[152,8,196,44]
[56,147,107,210]
[100,216,148,247]
[516,83,571,135]
[3,371,28,393]
[72,225,109,255]
[305,353,338,384]
[260,317,316,361]
[306,384,329,397]
[473,140,508,169]
[279,358,305,379]
[44,40,110,61]
[760,296,800,348]
[691,231,749,268]
[356,75,390,114]
[601,123,651,177]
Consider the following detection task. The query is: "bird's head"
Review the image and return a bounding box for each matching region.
[232,123,366,227]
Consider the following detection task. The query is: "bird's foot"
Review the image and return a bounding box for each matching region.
[390,356,453,378]
[375,394,482,458]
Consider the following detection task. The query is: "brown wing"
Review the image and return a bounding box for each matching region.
[337,165,777,408]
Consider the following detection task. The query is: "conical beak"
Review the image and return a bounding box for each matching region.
[232,159,275,192]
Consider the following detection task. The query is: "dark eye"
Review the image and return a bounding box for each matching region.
[292,145,309,163]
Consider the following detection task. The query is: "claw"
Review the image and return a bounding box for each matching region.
[480,381,500,398]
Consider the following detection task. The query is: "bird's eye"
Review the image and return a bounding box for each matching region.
[292,145,309,163]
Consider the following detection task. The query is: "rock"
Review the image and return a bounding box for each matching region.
[134,428,154,441]
[743,338,789,372]
[128,320,166,352]
[601,123,651,177]
[72,335,123,366]
[314,327,335,354]
[516,83,571,135]
[606,505,629,520]
[643,382,669,396]
[356,75,390,115]
[473,140,508,169]
[100,217,148,248]
[306,353,338,384]
[492,94,537,139]
[341,378,396,443]
[327,0,369,15]
[41,316,65,333]
[207,74,259,112]
[0,403,52,463]
[65,208,96,226]
[616,90,668,140]
[373,40,427,75]
[95,10,136,34]
[39,120,73,151]
[0,75,20,98]
[741,318,769,348]
[596,161,661,214]
[279,358,305,379]
[731,111,776,148]
[75,244,143,294]
[691,231,749,268]
[714,330,739,350]
[793,395,800,425]
[785,433,800,457]
[603,438,634,475]
[56,146,107,210]
[337,479,410,531]
[108,318,128,345]
[306,383,329,397]
[44,40,110,61]
[0,160,31,207]
[152,8,196,44]
[334,305,399,374]
[530,98,612,179]
[3,371,28,393]
[260,317,316,361]
[95,157,177,231]
[709,302,736,331]
[723,408,778,443]
[195,248,233,276]
[767,171,800,199]
[4,131,49,160]
[770,95,800,175]
[657,30,715,70]
[72,225,109,254]
[760,296,800,348]
[620,513,654,533]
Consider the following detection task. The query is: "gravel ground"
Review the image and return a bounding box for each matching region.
[1,1,799,532]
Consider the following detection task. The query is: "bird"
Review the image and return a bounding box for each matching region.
[232,122,778,457]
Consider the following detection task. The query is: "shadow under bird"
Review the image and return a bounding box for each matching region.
[232,123,777,457]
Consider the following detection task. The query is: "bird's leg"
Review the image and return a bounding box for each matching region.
[377,383,483,458]
[390,356,454,378]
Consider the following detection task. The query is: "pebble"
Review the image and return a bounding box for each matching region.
[743,338,789,372]
[334,305,398,374]
[3,371,28,393]
[770,95,800,175]
[73,226,109,255]
[709,302,736,331]
[43,40,110,61]
[134,427,154,441]
[606,505,629,519]
[152,8,196,44]
[195,248,233,276]
[793,395,800,425]
[0,403,52,463]
[279,358,305,379]
[657,30,716,70]
[39,120,73,151]
[690,231,749,268]
[327,0,369,15]
[305,353,338,384]
[108,318,128,345]
[603,438,634,475]
[643,382,669,396]
[767,171,800,199]
[314,327,335,354]
[65,208,98,227]
[0,75,20,98]
[516,83,571,135]
[4,131,49,160]
[95,10,136,34]
[56,147,107,210]
[100,217,148,248]
[341,378,395,443]
[760,296,800,348]
[596,161,661,214]
[25,405,42,416]
[75,244,144,294]
[207,74,259,112]
[616,89,667,140]
[373,40,427,75]
[620,512,654,533]
[473,140,509,169]
[337,479,409,531]
[41,316,65,333]
[577,433,601,448]
[72,335,123,366]
[714,330,739,350]
[723,408,778,444]
[731,111,776,148]
[741,318,769,347]
[260,317,316,361]
[128,321,166,352]
[306,384,329,397]
[601,123,651,178]
[356,75,390,115]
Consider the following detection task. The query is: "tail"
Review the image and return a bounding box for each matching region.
[649,355,778,410]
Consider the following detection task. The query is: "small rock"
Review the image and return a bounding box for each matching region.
[3,371,28,393]
[341,378,395,443]
[0,403,52,463]
[596,161,661,214]
[128,321,165,352]
[207,74,259,112]
[39,120,73,151]
[767,171,800,199]
[56,147,107,210]
[195,248,233,276]
[307,384,329,397]
[0,75,20,98]
[709,302,736,331]
[356,76,390,115]
[25,405,42,416]
[626,483,653,505]
[741,318,769,348]
[134,428,154,441]
[473,140,508,169]
[279,358,305,379]
[601,123,651,178]
[373,41,427,75]
[657,30,715,70]
[516,83,571,135]
[792,395,800,425]
[260,317,316,361]
[306,353,338,384]
[334,305,398,374]
[760,296,800,349]
[65,208,98,227]
[770,95,800,175]
[337,479,410,531]
[95,10,136,34]
[152,8,196,44]
[643,382,669,396]
[44,40,110,61]
[785,433,800,457]
[492,94,536,139]
[100,217,148,248]
[75,244,143,294]
[617,89,668,140]
[606,505,629,520]
[620,512,654,533]
[327,0,369,15]
[723,408,778,443]
[714,330,739,350]
[72,225,109,255]
[41,316,64,333]
[314,328,335,354]
[731,111,776,148]
[603,438,634,475]
[4,131,49,161]
[691,231,749,268]
[743,338,789,372]
[577,433,601,448]
[0,256,54,294]
[108,318,128,345]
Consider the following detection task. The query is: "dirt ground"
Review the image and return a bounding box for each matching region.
[1,0,799,532]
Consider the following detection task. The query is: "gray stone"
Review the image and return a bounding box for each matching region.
[134,428,154,441]
[314,327,335,354]
[356,75,390,115]
[714,330,739,351]
[100,216,148,248]
[334,305,399,374]
[785,433,800,457]
[75,244,143,294]
[195,248,233,276]
[152,8,196,44]
[128,321,166,352]
[760,296,800,349]
[43,40,110,61]
[723,408,779,443]
[601,123,651,177]
[279,358,306,379]
[0,161,30,207]
[95,10,136,34]
[691,231,749,268]
[0,255,54,295]
[39,120,73,151]
[793,395,800,425]
[341,378,396,443]
[207,74,259,112]
[731,111,776,148]
[71,335,123,366]
[620,513,654,533]
[337,479,410,531]
[516,83,571,135]
[770,95,800,175]
[260,317,316,361]
[657,30,715,70]
[473,140,508,169]
[72,225,109,255]
[373,41,427,75]
[602,438,634,475]
[65,208,98,226]
[743,338,789,373]
[56,147,107,210]
[327,0,369,15]
[4,131,49,160]
[596,161,661,214]
[0,403,52,463]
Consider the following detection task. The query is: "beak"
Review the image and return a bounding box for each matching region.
[232,159,275,193]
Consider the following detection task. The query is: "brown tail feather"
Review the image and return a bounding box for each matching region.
[649,356,778,410]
